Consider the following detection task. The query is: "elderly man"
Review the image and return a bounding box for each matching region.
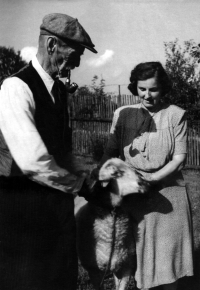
[0,13,97,290]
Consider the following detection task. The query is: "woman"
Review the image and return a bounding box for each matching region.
[97,62,194,290]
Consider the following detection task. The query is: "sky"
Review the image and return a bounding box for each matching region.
[1,0,200,95]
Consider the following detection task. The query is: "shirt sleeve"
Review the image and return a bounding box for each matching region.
[104,108,120,158]
[173,110,187,156]
[0,77,84,195]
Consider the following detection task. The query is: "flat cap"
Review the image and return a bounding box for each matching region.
[40,13,97,53]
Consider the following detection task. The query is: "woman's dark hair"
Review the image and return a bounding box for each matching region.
[128,62,171,96]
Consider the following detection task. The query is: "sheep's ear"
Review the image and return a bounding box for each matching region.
[108,179,120,196]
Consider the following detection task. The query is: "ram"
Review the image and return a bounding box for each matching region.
[75,158,148,290]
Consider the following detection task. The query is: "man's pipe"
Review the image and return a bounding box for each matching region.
[65,70,78,94]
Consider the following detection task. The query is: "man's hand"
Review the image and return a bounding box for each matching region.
[90,167,100,180]
[78,178,92,198]
[78,178,109,207]
[76,169,90,178]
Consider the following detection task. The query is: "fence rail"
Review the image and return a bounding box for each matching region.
[69,94,200,168]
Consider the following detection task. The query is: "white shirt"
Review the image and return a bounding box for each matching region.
[0,56,84,194]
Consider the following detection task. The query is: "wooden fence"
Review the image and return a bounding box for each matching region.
[69,94,200,168]
[69,94,141,119]
[71,120,111,156]
[187,122,200,167]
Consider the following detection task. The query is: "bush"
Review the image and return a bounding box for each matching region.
[0,46,26,82]
[90,137,106,162]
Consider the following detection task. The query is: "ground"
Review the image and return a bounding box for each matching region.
[75,156,200,290]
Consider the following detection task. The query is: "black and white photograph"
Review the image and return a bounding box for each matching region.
[0,0,200,289]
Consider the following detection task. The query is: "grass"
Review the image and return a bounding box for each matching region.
[177,168,200,290]
[75,157,200,290]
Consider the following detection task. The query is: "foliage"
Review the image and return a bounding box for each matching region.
[76,75,106,99]
[164,39,200,121]
[75,85,92,96]
[73,75,109,119]
[91,75,106,98]
[0,46,26,83]
[191,43,200,62]
[77,262,136,289]
[90,136,107,162]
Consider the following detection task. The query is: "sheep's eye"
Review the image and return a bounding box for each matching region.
[112,171,122,178]
[119,169,125,175]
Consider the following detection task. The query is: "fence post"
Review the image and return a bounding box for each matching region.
[117,85,121,107]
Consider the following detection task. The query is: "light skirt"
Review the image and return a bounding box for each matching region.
[131,185,193,289]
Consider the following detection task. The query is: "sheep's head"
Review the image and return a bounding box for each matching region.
[99,158,148,198]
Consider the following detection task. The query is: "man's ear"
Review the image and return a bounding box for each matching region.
[47,37,57,54]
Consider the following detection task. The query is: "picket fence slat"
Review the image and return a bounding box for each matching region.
[69,94,200,167]
[186,122,200,167]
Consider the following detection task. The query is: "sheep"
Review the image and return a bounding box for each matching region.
[75,158,148,290]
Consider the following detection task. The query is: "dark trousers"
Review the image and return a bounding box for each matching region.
[0,177,78,290]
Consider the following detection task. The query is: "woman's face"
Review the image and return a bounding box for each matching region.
[137,77,162,112]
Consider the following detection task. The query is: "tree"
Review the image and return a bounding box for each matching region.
[72,75,108,119]
[0,46,26,83]
[191,43,200,62]
[69,76,109,160]
[164,39,200,120]
[74,75,106,99]
[91,75,106,99]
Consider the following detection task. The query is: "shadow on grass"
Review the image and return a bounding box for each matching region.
[77,259,137,290]
[177,248,200,290]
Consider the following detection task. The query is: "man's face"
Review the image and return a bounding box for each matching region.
[52,38,85,78]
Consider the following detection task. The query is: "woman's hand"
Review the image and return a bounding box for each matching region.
[141,154,186,189]
[149,154,186,183]
[142,174,158,185]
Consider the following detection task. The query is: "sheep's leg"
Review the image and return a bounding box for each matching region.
[113,270,133,290]
[88,268,106,290]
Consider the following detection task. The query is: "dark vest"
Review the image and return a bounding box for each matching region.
[0,62,72,177]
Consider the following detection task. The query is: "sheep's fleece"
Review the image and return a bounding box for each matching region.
[75,158,148,290]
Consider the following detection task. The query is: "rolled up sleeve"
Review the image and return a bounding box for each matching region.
[173,111,187,156]
[104,109,120,158]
